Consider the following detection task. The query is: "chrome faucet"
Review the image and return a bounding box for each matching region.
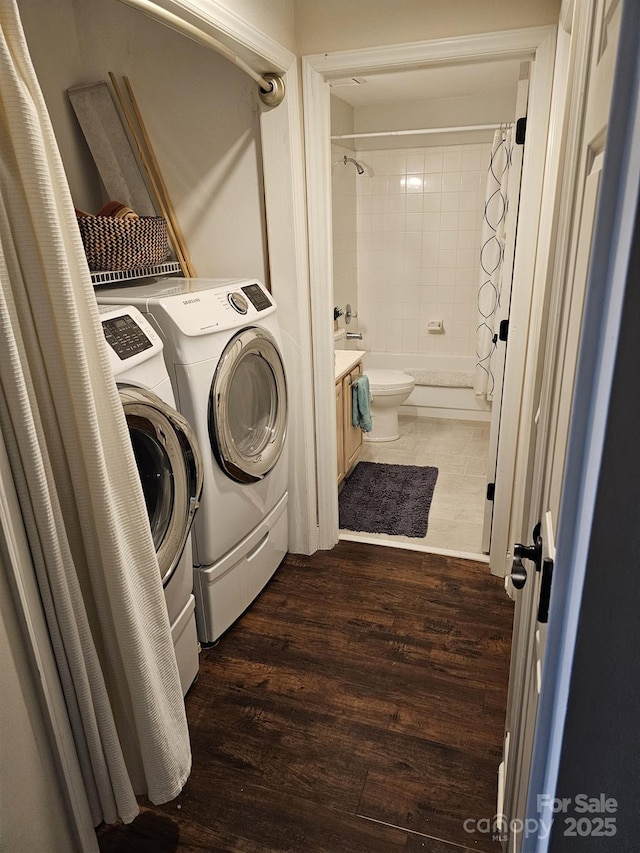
[345,331,363,340]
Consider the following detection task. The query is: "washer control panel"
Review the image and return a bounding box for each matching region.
[96,279,277,337]
[102,312,152,360]
[228,291,249,314]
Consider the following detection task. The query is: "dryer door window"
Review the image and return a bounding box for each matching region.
[120,386,203,587]
[209,327,287,484]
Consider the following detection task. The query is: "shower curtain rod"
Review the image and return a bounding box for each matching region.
[331,122,513,141]
[115,0,285,106]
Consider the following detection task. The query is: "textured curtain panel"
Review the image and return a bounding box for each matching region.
[474,128,513,400]
[0,0,190,826]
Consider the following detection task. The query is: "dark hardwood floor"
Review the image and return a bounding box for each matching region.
[98,541,514,852]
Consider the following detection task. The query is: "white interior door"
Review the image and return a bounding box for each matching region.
[501,2,621,849]
[482,69,529,553]
[486,34,557,577]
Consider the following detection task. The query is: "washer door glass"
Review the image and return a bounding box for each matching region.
[209,327,287,483]
[120,386,203,587]
[128,418,174,551]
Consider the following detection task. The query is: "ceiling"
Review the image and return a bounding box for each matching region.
[329,57,523,107]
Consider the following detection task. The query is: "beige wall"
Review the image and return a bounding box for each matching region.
[294,0,561,55]
[17,0,100,213]
[353,90,519,150]
[330,94,355,140]
[215,0,296,52]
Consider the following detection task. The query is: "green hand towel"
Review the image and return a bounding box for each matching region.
[352,375,372,432]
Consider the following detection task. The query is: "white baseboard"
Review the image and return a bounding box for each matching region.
[401,403,491,423]
[339,532,490,562]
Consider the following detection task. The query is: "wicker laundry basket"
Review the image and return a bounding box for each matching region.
[77,214,169,272]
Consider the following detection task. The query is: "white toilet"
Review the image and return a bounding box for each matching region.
[365,368,416,442]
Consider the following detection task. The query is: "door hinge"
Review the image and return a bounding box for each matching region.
[537,557,554,623]
[487,482,495,501]
[499,319,509,342]
[516,116,527,145]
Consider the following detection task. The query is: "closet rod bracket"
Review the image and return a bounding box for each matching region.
[259,73,286,107]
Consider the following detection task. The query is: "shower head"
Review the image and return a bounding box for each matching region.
[344,155,365,175]
[332,154,365,175]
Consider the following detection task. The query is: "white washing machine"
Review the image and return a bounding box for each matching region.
[98,304,203,692]
[96,280,288,643]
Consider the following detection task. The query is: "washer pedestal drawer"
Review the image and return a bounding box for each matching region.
[193,492,288,643]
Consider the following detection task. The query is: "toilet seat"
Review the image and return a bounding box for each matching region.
[366,368,415,395]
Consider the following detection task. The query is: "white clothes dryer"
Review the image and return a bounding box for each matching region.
[96,280,288,643]
[98,304,203,693]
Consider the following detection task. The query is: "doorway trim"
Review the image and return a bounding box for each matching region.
[145,0,319,556]
[303,26,557,558]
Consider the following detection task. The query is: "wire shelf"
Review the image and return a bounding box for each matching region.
[91,261,183,286]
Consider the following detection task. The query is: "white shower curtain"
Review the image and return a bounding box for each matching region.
[474,127,513,400]
[0,0,190,826]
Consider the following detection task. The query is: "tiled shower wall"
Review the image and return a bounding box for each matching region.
[354,142,492,356]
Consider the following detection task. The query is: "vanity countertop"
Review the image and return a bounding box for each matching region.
[335,349,366,383]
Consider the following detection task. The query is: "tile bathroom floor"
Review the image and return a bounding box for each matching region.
[342,414,490,555]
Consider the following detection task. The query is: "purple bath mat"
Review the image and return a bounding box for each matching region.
[339,461,439,538]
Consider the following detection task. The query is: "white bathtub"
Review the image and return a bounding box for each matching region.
[363,351,491,422]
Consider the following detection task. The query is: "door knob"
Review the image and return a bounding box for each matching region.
[514,541,542,572]
[511,556,528,589]
[511,522,542,591]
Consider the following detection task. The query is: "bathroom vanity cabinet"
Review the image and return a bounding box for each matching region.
[335,350,366,485]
